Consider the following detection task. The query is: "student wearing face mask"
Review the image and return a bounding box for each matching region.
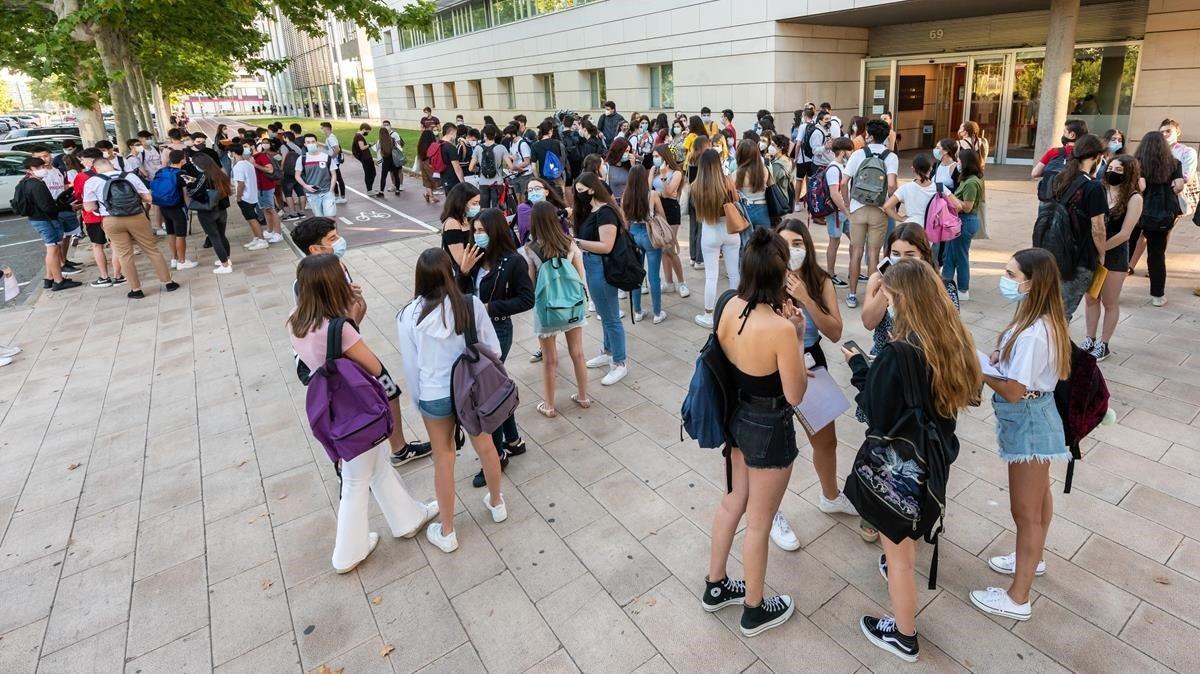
[186,132,220,165]
[630,117,655,168]
[251,139,284,243]
[622,165,669,323]
[969,248,1071,624]
[72,148,122,286]
[1129,130,1185,307]
[573,172,630,386]
[1038,133,1108,319]
[14,158,82,291]
[932,139,959,190]
[1096,129,1124,180]
[862,224,959,359]
[440,182,481,274]
[604,138,634,201]
[649,145,688,297]
[231,142,271,250]
[884,153,960,230]
[296,133,337,217]
[943,149,985,301]
[1082,155,1141,361]
[188,154,236,274]
[767,134,795,229]
[735,139,773,229]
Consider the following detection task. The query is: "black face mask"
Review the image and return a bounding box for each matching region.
[1104,171,1124,186]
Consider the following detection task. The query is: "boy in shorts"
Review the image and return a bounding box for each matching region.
[252,138,284,243]
[231,142,270,250]
[71,148,121,287]
[157,150,195,269]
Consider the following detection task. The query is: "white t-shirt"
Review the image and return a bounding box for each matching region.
[827,116,843,139]
[82,170,149,216]
[892,180,937,225]
[232,160,260,204]
[998,318,1061,393]
[509,137,533,176]
[325,133,342,168]
[808,126,832,167]
[845,143,900,212]
[824,162,846,205]
[934,163,957,190]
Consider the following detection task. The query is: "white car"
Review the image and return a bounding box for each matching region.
[0,151,32,213]
[0,135,80,156]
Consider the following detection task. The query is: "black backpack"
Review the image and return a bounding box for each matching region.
[9,177,37,217]
[1140,180,1182,233]
[480,144,499,179]
[1037,147,1070,201]
[1033,175,1089,280]
[99,172,145,217]
[602,220,646,294]
[800,123,825,160]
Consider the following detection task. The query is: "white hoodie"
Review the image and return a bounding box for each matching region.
[396,294,499,403]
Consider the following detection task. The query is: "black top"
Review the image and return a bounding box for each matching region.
[440,142,459,186]
[577,204,620,242]
[734,367,784,398]
[849,341,959,460]
[455,251,535,320]
[1070,177,1108,269]
[687,164,699,183]
[15,177,58,221]
[441,226,470,259]
[531,138,565,179]
[580,136,607,163]
[187,146,220,164]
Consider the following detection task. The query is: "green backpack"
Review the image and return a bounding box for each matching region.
[533,247,586,332]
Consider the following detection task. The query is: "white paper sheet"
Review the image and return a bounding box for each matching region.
[793,367,851,436]
[977,349,1005,380]
[3,271,18,302]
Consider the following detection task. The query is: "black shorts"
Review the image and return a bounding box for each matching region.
[85,223,107,245]
[282,179,304,198]
[796,161,814,180]
[237,200,260,222]
[730,394,798,469]
[161,206,188,237]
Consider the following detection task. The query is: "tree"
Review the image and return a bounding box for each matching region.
[0,87,15,113]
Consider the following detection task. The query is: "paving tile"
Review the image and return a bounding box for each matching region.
[541,429,622,487]
[525,648,581,673]
[274,506,336,588]
[655,471,726,533]
[604,432,689,488]
[209,560,291,666]
[1074,535,1200,629]
[451,571,559,674]
[144,425,199,476]
[62,500,139,577]
[588,469,680,539]
[414,642,486,673]
[520,466,607,537]
[953,478,1091,559]
[1168,537,1200,581]
[212,632,301,674]
[417,512,505,598]
[916,593,1069,673]
[134,500,205,581]
[139,457,201,521]
[201,459,264,524]
[1087,443,1200,509]
[77,462,144,520]
[124,626,211,674]
[42,553,133,654]
[372,566,467,672]
[489,513,587,602]
[805,524,940,615]
[204,503,277,585]
[624,576,756,674]
[288,570,379,671]
[631,654,674,673]
[0,550,63,636]
[0,499,76,573]
[37,621,127,674]
[126,556,209,658]
[356,513,429,595]
[314,636,395,674]
[456,473,537,537]
[1012,597,1167,673]
[199,426,257,477]
[761,544,848,617]
[537,573,655,673]
[565,515,670,606]
[262,463,328,525]
[0,618,45,674]
[1119,602,1200,673]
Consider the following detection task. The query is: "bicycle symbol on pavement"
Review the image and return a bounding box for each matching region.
[354,210,392,222]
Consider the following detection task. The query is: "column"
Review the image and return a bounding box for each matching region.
[315,85,326,119]
[1035,0,1079,157]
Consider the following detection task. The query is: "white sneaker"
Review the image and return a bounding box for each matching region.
[617,290,628,299]
[155,227,167,237]
[587,300,596,313]
[988,552,1045,576]
[586,353,612,369]
[246,239,269,251]
[267,232,284,243]
[633,310,646,322]
[958,290,970,302]
[662,283,676,294]
[425,522,459,553]
[846,294,859,309]
[214,259,223,266]
[694,313,714,329]
[483,493,507,523]
[0,345,20,358]
[176,259,198,270]
[601,363,628,386]
[693,261,704,270]
[169,259,177,269]
[969,587,1031,621]
[770,511,801,551]
[641,284,650,295]
[818,492,858,516]
[653,312,668,324]
[213,263,233,274]
[335,197,348,204]
[401,501,440,538]
[678,283,691,298]
[0,356,12,368]
[1152,296,1166,307]
[618,309,625,319]
[334,531,379,574]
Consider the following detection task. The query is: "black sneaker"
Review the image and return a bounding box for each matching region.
[390,441,432,467]
[529,350,543,363]
[506,438,527,456]
[112,276,127,286]
[860,615,919,662]
[51,278,82,291]
[1093,341,1111,362]
[90,277,113,288]
[702,576,746,612]
[127,289,145,299]
[879,553,888,581]
[164,281,180,292]
[831,274,848,288]
[740,595,794,636]
[472,450,509,488]
[61,265,82,276]
[43,278,53,289]
[858,273,869,282]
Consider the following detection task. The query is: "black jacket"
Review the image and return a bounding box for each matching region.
[581,136,607,163]
[456,250,534,320]
[13,177,58,221]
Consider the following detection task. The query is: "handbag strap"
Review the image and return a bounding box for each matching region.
[461,299,478,348]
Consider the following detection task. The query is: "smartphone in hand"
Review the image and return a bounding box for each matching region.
[843,340,868,359]
[876,258,892,276]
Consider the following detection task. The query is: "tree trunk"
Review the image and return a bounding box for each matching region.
[77,104,106,145]
[150,81,171,138]
[50,0,105,143]
[93,25,140,145]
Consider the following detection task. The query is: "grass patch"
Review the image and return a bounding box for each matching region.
[236,116,422,155]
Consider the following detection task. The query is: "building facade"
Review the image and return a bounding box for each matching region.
[369,0,1199,163]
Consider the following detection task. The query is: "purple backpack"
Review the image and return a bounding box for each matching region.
[305,318,394,464]
[450,305,519,436]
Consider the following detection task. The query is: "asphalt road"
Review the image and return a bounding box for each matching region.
[0,214,51,305]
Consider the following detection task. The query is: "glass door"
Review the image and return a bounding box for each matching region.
[862,60,893,117]
[968,56,1006,161]
[1007,51,1044,161]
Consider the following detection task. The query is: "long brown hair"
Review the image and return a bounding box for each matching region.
[776,216,831,315]
[737,227,787,310]
[192,153,232,199]
[413,248,471,333]
[572,172,625,230]
[692,149,729,223]
[622,165,651,222]
[530,201,572,258]
[475,207,516,267]
[288,254,353,339]
[1135,131,1177,185]
[997,249,1071,379]
[652,143,680,171]
[886,223,934,265]
[606,137,630,166]
[734,139,766,192]
[687,135,710,167]
[1105,154,1141,222]
[883,259,980,418]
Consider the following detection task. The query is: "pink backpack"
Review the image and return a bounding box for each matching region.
[924,183,962,243]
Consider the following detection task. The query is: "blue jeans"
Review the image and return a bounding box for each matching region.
[583,252,626,364]
[628,223,662,316]
[490,318,520,451]
[309,190,336,216]
[941,212,980,291]
[744,201,770,229]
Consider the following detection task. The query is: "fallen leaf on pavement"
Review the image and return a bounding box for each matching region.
[646,597,657,606]
[277,493,288,500]
[380,644,395,657]
[1153,576,1170,585]
[371,596,382,605]
[67,463,80,471]
[261,579,273,590]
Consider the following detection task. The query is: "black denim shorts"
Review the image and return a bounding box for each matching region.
[729,394,798,469]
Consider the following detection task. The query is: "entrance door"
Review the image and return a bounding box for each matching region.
[968,56,1007,162]
[895,61,966,152]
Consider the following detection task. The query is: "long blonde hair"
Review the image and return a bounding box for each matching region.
[997,249,1071,379]
[692,149,729,223]
[883,259,981,418]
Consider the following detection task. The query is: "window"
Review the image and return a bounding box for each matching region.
[588,69,606,109]
[405,86,417,108]
[383,30,394,55]
[540,73,556,109]
[649,64,673,110]
[469,80,483,109]
[498,77,516,109]
[422,83,434,108]
[446,82,458,109]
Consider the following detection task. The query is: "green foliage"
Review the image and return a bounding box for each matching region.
[241,115,421,153]
[0,87,15,113]
[0,2,109,106]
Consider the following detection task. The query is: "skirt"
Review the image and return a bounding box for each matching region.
[992,392,1069,463]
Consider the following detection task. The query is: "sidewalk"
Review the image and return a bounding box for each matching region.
[0,177,1198,672]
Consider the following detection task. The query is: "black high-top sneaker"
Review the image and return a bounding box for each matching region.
[740,594,794,637]
[701,576,745,612]
[861,615,919,662]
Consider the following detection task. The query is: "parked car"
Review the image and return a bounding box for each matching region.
[3,126,78,141]
[0,135,81,156]
[0,120,11,135]
[0,151,32,213]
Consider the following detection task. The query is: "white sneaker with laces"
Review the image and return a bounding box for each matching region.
[617,290,628,299]
[1152,296,1166,307]
[678,283,691,298]
[970,587,1031,621]
[246,238,270,251]
[213,263,233,275]
[266,232,284,243]
[818,492,859,516]
[0,345,20,358]
[770,511,801,551]
[169,259,177,269]
[483,493,507,523]
[401,501,440,538]
[0,356,12,368]
[633,310,646,322]
[586,353,612,369]
[641,284,650,295]
[601,363,628,386]
[214,259,224,266]
[694,313,714,329]
[335,197,348,204]
[176,259,198,270]
[988,552,1045,576]
[653,312,668,324]
[425,522,459,553]
[958,290,970,302]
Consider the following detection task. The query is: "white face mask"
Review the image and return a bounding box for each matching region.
[889,254,902,265]
[788,247,806,271]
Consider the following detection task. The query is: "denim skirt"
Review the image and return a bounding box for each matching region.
[992,392,1069,463]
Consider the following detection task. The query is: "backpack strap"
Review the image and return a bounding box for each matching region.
[862,145,874,160]
[462,299,479,348]
[324,317,359,363]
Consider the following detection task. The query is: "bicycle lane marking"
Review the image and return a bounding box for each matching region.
[343,186,438,232]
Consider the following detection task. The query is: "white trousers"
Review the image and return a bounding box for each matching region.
[701,223,741,310]
[331,444,425,570]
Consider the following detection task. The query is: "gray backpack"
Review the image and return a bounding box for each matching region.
[450,303,519,436]
[849,147,891,207]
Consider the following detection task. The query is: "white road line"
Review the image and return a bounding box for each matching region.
[0,217,27,223]
[0,238,40,249]
[342,186,437,232]
[338,217,353,225]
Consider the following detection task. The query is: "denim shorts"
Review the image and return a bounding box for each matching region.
[418,396,455,420]
[729,394,798,469]
[30,219,63,246]
[992,392,1069,463]
[257,189,277,211]
[825,211,850,238]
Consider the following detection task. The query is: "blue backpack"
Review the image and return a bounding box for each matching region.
[533,247,586,332]
[681,290,737,454]
[542,144,565,180]
[149,166,182,207]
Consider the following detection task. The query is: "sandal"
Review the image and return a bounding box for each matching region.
[537,401,557,418]
[571,394,592,409]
